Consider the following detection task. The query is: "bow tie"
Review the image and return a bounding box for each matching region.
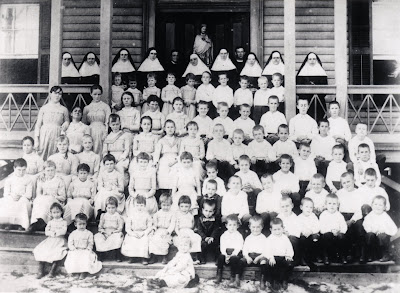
[202,217,215,222]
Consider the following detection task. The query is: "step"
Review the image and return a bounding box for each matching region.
[0,230,46,249]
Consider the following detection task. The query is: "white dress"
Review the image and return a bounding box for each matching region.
[94,213,124,252]
[121,211,152,258]
[65,122,90,153]
[66,178,95,219]
[95,170,125,216]
[149,210,175,255]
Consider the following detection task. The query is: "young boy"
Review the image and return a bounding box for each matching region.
[310,119,337,177]
[305,173,329,216]
[353,144,381,187]
[195,200,221,264]
[294,143,317,198]
[319,193,348,264]
[231,129,250,169]
[268,73,285,108]
[198,179,222,219]
[325,144,348,193]
[216,214,245,287]
[213,102,235,139]
[233,104,255,143]
[289,97,319,144]
[359,168,390,211]
[126,76,143,112]
[232,76,253,120]
[0,158,33,230]
[259,95,287,145]
[248,125,276,177]
[272,124,298,159]
[348,123,376,164]
[213,73,234,114]
[202,161,226,196]
[192,101,213,142]
[253,76,270,124]
[327,101,351,145]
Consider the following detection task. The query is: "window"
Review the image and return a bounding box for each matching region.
[0,4,40,59]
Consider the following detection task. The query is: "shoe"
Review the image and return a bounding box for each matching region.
[116,257,122,263]
[300,257,308,266]
[324,256,330,265]
[36,262,45,279]
[380,254,391,262]
[316,256,323,263]
[341,256,347,264]
[79,272,88,280]
[148,254,156,264]
[359,247,366,264]
[282,281,288,290]
[142,259,149,265]
[161,256,168,264]
[17,226,25,231]
[129,258,135,263]
[3,225,11,231]
[215,269,222,284]
[200,258,206,265]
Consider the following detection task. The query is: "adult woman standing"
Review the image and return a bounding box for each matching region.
[193,24,213,67]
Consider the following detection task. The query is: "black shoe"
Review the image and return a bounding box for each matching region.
[380,254,391,262]
[79,272,88,280]
[324,256,330,265]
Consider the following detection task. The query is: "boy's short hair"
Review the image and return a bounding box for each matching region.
[301,197,314,206]
[297,97,309,105]
[249,215,263,227]
[332,144,345,153]
[312,173,325,182]
[279,154,293,165]
[147,95,161,105]
[167,72,176,78]
[134,195,146,205]
[270,217,283,228]
[218,72,228,79]
[318,119,329,127]
[77,163,90,173]
[103,154,116,164]
[326,193,339,201]
[239,75,249,82]
[272,72,283,81]
[232,129,244,138]
[213,123,225,132]
[226,214,239,224]
[299,142,311,150]
[128,74,137,82]
[217,102,229,109]
[206,161,218,171]
[180,151,193,161]
[197,100,209,108]
[358,143,370,151]
[261,173,274,181]
[364,168,377,178]
[44,160,56,169]
[185,73,196,82]
[186,121,198,130]
[281,195,293,204]
[172,96,184,105]
[202,71,212,78]
[202,199,216,210]
[147,73,157,80]
[22,136,34,145]
[356,122,367,129]
[340,171,354,180]
[178,195,191,206]
[206,179,218,189]
[228,175,242,185]
[238,155,251,164]
[14,158,27,168]
[252,125,264,134]
[75,213,88,223]
[268,95,279,103]
[240,103,251,110]
[329,101,340,108]
[106,196,118,207]
[257,76,268,83]
[372,195,387,207]
[277,124,289,133]
[159,193,173,205]
[137,152,151,161]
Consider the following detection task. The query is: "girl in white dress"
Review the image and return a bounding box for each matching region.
[130,116,158,168]
[21,136,43,199]
[166,97,189,137]
[117,91,141,142]
[65,106,90,154]
[142,73,161,113]
[180,73,197,120]
[141,95,166,137]
[161,72,181,117]
[76,134,101,181]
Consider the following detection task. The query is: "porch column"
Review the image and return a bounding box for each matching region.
[284,0,296,119]
[48,0,63,88]
[147,0,156,49]
[250,0,263,63]
[334,0,348,118]
[100,0,113,104]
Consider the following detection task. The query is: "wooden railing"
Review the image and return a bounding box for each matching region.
[296,85,337,119]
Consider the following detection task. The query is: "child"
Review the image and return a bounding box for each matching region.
[337,172,364,221]
[216,214,245,287]
[0,158,32,231]
[161,72,182,117]
[153,120,179,191]
[326,144,348,193]
[201,161,226,196]
[268,73,285,110]
[196,200,221,264]
[65,106,90,154]
[126,76,143,113]
[319,194,348,264]
[76,135,101,181]
[192,101,213,142]
[289,97,318,143]
[213,102,235,139]
[213,73,234,115]
[272,124,298,159]
[127,152,157,216]
[117,91,141,138]
[121,195,153,264]
[259,95,287,145]
[206,124,236,182]
[149,194,176,264]
[33,203,67,279]
[102,114,130,174]
[94,196,124,262]
[180,73,197,120]
[131,116,159,163]
[305,173,329,216]
[233,104,255,143]
[264,218,294,291]
[363,196,397,262]
[253,76,270,124]
[198,180,222,219]
[141,95,166,137]
[196,71,216,118]
[248,125,276,177]
[172,152,201,216]
[256,174,282,233]
[142,73,161,113]
[348,123,376,164]
[354,143,381,187]
[293,143,317,198]
[310,119,337,177]
[166,97,190,137]
[359,168,390,211]
[327,101,351,145]
[64,213,102,278]
[231,129,250,169]
[273,155,301,211]
[95,154,125,218]
[111,72,125,110]
[22,136,44,177]
[66,163,95,220]
[232,75,253,120]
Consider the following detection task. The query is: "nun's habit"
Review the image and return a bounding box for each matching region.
[262,51,285,87]
[111,48,136,84]
[210,49,237,88]
[182,54,210,87]
[137,47,166,89]
[240,52,263,90]
[79,52,100,84]
[61,52,80,84]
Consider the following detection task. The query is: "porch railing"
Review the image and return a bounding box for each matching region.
[296,85,337,119]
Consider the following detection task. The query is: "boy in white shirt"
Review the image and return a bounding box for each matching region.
[289,97,318,144]
[305,173,329,216]
[232,76,253,120]
[202,161,226,196]
[192,101,213,143]
[327,101,352,145]
[213,102,235,139]
[196,71,216,118]
[248,125,276,177]
[259,95,287,145]
[359,168,390,211]
[231,129,250,169]
[268,73,285,109]
[353,143,381,187]
[213,73,234,115]
[253,76,270,124]
[294,143,317,199]
[348,123,376,165]
[233,104,255,143]
[326,144,348,193]
[273,124,298,160]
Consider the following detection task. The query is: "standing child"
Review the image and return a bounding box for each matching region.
[248,125,276,177]
[94,196,124,262]
[117,92,141,140]
[121,195,153,264]
[213,102,235,139]
[161,72,182,117]
[131,116,159,163]
[272,124,298,160]
[231,129,250,169]
[213,73,234,116]
[111,72,125,111]
[166,97,190,137]
[325,144,348,193]
[289,97,318,144]
[126,76,143,113]
[354,143,381,187]
[311,119,336,177]
[348,123,376,165]
[180,73,197,120]
[233,104,255,143]
[141,95,166,137]
[232,76,253,120]
[202,161,226,196]
[66,106,90,154]
[64,213,102,279]
[268,73,285,112]
[142,73,161,113]
[22,136,44,177]
[192,101,213,142]
[33,203,67,279]
[327,101,351,145]
[196,71,216,118]
[293,143,317,199]
[305,173,329,216]
[76,135,100,181]
[259,95,287,145]
[198,180,222,219]
[253,76,270,124]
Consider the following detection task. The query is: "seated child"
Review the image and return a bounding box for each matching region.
[198,179,222,219]
[201,161,226,196]
[215,214,245,287]
[141,95,166,137]
[64,213,102,279]
[213,73,234,116]
[149,194,176,264]
[195,200,221,264]
[117,92,141,138]
[161,72,182,117]
[326,144,348,193]
[354,143,381,187]
[289,97,318,144]
[33,203,67,279]
[180,73,197,120]
[233,104,255,143]
[259,95,287,145]
[358,168,390,211]
[294,143,317,198]
[22,135,44,179]
[337,172,364,221]
[166,97,190,137]
[192,101,213,142]
[272,124,298,161]
[232,75,253,120]
[196,71,216,118]
[268,73,285,111]
[231,129,250,169]
[248,125,276,177]
[131,116,159,163]
[94,196,124,262]
[319,194,348,264]
[213,102,235,139]
[142,73,161,113]
[0,158,32,230]
[253,76,270,124]
[348,123,376,165]
[121,195,153,264]
[327,101,352,145]
[305,173,329,216]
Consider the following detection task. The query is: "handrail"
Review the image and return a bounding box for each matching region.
[0,84,92,94]
[296,85,337,94]
[348,85,400,95]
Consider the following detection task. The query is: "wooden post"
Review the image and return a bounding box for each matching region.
[148,0,156,49]
[335,0,348,118]
[284,0,296,120]
[250,0,263,64]
[48,0,63,88]
[100,0,113,104]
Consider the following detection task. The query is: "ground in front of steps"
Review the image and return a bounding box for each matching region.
[0,272,400,293]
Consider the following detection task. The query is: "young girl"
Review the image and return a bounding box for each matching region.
[172,152,201,216]
[111,72,125,111]
[131,116,159,162]
[22,136,44,177]
[65,106,90,154]
[64,213,102,279]
[180,73,197,120]
[166,97,190,137]
[94,196,124,262]
[33,203,68,279]
[34,86,69,160]
[149,194,176,264]
[47,135,79,189]
[82,84,111,155]
[126,152,157,216]
[76,135,101,181]
[141,95,166,137]
[102,114,131,174]
[161,72,182,117]
[142,73,161,114]
[153,120,180,191]
[121,195,153,264]
[179,121,205,180]
[126,76,143,113]
[196,71,216,118]
[117,91,141,140]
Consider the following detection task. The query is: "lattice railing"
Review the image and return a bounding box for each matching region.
[296,85,337,119]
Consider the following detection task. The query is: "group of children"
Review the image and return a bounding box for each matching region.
[0,73,396,289]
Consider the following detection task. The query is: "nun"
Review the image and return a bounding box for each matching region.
[210,49,237,88]
[61,52,80,84]
[240,52,263,91]
[111,48,136,85]
[79,52,100,84]
[262,51,285,87]
[137,47,166,89]
[182,54,210,87]
[296,52,328,121]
